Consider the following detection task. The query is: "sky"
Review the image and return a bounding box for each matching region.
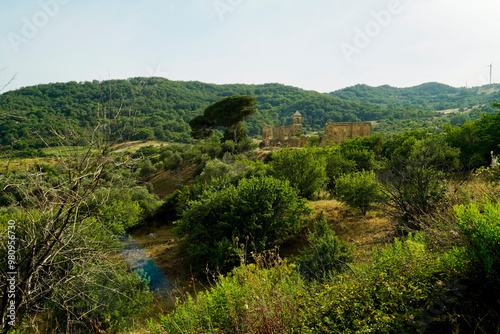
[1,0,500,93]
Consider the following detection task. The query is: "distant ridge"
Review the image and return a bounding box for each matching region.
[329,82,500,111]
[1,77,499,151]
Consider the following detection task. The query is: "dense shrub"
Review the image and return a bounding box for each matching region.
[48,263,153,333]
[445,105,500,169]
[175,176,311,274]
[455,200,500,281]
[139,158,157,179]
[379,134,460,229]
[198,158,270,185]
[298,217,353,282]
[149,233,471,333]
[269,148,327,199]
[88,186,161,233]
[164,152,183,170]
[335,170,382,215]
[324,149,357,193]
[197,158,232,183]
[295,234,463,333]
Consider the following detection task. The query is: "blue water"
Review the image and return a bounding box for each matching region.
[122,236,174,294]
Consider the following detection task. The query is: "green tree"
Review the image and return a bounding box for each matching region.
[446,103,500,169]
[139,158,157,179]
[189,95,257,143]
[0,137,154,333]
[175,176,310,274]
[269,148,327,199]
[380,133,459,229]
[335,170,381,215]
[325,149,357,194]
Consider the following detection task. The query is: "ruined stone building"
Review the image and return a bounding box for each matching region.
[262,111,307,148]
[262,111,371,148]
[319,122,372,145]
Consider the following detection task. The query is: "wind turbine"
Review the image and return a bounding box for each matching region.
[488,62,493,84]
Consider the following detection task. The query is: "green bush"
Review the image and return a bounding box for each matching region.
[379,134,459,229]
[269,148,327,199]
[139,158,157,179]
[164,152,183,171]
[334,170,381,215]
[88,186,161,233]
[295,234,455,333]
[455,200,500,281]
[175,176,311,274]
[325,149,357,193]
[197,158,232,183]
[49,263,153,333]
[149,253,304,334]
[298,217,353,282]
[198,158,270,185]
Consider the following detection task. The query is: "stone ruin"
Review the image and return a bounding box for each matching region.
[262,111,307,148]
[319,122,372,145]
[262,112,371,148]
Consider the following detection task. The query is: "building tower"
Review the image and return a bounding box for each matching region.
[292,111,303,134]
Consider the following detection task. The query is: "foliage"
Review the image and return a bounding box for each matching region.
[445,103,500,169]
[164,152,183,171]
[88,186,161,225]
[175,176,311,274]
[0,124,155,333]
[269,148,327,199]
[338,137,380,172]
[294,234,465,334]
[149,252,304,334]
[334,170,382,215]
[47,263,153,333]
[150,232,476,333]
[324,149,357,193]
[0,78,478,152]
[298,216,353,282]
[197,158,269,185]
[139,158,157,179]
[189,95,257,143]
[455,200,500,282]
[380,132,460,229]
[330,82,496,112]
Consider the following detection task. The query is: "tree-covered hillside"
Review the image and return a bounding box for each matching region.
[330,82,500,113]
[0,78,437,151]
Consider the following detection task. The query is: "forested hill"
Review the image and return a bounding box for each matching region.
[0,77,435,150]
[329,82,500,113]
[2,77,498,152]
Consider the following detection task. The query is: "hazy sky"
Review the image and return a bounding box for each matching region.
[1,0,499,93]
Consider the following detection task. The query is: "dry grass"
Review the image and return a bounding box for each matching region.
[308,199,394,260]
[150,165,197,199]
[0,157,59,172]
[110,140,169,153]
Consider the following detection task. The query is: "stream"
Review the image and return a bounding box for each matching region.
[121,235,175,294]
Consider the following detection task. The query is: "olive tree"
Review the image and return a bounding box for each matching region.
[0,109,152,333]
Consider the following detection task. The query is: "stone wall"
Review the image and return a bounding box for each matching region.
[262,112,371,148]
[262,122,306,148]
[320,122,372,145]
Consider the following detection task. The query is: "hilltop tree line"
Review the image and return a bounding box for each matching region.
[4,77,493,154]
[330,82,500,112]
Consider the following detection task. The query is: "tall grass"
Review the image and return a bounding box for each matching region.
[149,250,306,334]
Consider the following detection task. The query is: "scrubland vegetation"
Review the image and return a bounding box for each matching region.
[1,81,500,333]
